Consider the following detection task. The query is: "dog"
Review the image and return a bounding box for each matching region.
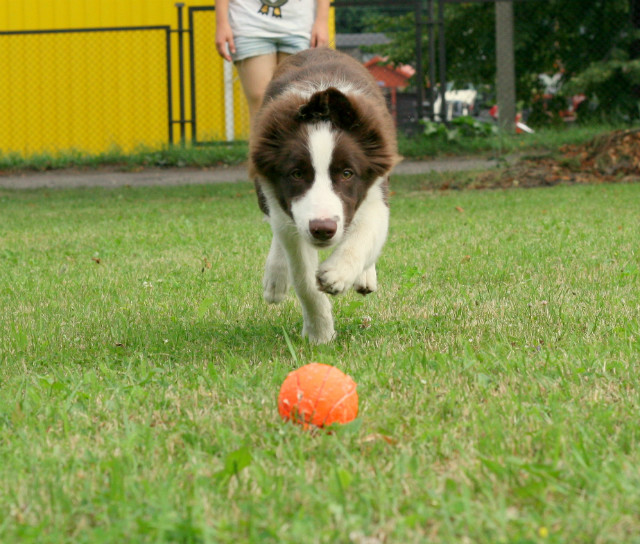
[250,48,399,344]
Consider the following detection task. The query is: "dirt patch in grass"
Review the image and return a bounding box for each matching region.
[468,128,640,190]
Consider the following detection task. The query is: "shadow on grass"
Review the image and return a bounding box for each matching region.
[97,296,441,370]
[107,319,295,365]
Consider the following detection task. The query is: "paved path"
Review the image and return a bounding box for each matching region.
[0,156,514,190]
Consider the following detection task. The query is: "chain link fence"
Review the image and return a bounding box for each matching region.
[0,5,246,157]
[1,0,637,157]
[0,26,172,156]
[334,0,640,133]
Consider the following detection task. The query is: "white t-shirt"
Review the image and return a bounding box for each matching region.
[228,0,316,40]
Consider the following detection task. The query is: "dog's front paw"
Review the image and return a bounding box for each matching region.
[354,266,377,295]
[302,311,336,344]
[264,278,289,304]
[263,266,289,304]
[302,322,336,344]
[316,261,357,296]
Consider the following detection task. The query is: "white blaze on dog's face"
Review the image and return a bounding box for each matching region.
[290,123,344,247]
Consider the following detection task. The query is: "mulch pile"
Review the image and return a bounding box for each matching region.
[472,128,640,190]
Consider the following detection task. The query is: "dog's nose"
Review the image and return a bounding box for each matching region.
[309,218,338,241]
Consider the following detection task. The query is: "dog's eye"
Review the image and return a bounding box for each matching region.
[342,169,354,180]
[289,169,303,180]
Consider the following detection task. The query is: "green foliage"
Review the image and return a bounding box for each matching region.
[216,447,253,484]
[0,142,249,172]
[527,94,570,128]
[513,0,631,81]
[335,5,396,34]
[350,0,637,119]
[422,116,498,142]
[398,123,621,159]
[354,10,418,82]
[442,3,496,87]
[564,50,640,123]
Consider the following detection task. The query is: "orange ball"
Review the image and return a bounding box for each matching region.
[278,363,358,428]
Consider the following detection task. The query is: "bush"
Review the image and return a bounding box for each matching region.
[422,116,499,141]
[563,50,640,123]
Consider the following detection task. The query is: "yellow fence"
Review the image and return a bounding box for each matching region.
[0,0,249,156]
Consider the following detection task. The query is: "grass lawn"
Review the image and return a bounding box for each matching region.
[1,174,639,543]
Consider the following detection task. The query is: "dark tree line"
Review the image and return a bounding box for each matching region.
[335,0,640,122]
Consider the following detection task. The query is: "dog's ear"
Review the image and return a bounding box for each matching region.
[297,87,359,130]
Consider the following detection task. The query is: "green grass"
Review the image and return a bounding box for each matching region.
[0,142,249,173]
[1,174,639,543]
[398,122,625,160]
[0,123,622,173]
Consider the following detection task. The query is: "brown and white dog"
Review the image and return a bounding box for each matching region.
[250,48,399,343]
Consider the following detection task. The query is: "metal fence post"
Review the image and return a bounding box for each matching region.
[188,7,198,143]
[415,0,424,123]
[166,28,174,145]
[176,2,187,145]
[437,0,447,123]
[427,0,436,121]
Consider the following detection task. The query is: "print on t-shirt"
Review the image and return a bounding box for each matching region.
[259,0,289,18]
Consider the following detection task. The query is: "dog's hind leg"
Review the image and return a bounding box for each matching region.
[263,234,290,304]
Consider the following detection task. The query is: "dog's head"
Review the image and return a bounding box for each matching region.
[250,87,398,248]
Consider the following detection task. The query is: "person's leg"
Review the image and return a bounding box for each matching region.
[235,53,278,121]
[276,51,291,64]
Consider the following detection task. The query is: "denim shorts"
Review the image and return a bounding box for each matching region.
[232,35,310,62]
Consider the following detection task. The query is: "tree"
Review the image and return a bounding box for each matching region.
[558,0,640,121]
[351,0,640,122]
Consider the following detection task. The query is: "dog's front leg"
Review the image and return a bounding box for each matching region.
[317,182,389,295]
[276,230,335,344]
[263,233,290,304]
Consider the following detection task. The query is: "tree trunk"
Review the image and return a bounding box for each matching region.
[495,1,516,132]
